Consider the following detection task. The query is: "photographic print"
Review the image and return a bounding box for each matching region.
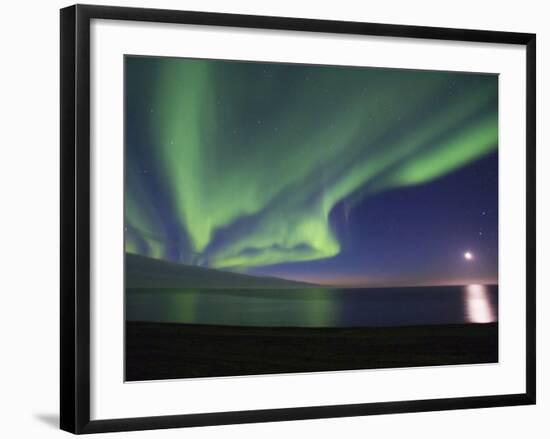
[124,55,499,382]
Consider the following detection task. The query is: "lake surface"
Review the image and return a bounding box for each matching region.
[126,284,497,328]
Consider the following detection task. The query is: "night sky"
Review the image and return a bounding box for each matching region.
[125,56,498,287]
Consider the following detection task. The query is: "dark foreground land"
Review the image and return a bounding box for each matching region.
[126,321,498,381]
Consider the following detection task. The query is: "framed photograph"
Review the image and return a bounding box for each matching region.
[60,4,536,434]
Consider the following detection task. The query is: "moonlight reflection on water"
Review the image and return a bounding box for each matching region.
[465,284,496,324]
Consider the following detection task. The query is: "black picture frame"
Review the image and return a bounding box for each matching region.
[60,4,536,434]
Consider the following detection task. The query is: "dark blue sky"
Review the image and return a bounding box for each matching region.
[251,151,498,286]
[124,56,498,287]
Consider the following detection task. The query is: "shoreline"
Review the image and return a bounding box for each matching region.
[126,321,498,381]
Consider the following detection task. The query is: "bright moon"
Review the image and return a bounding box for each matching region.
[464,251,473,260]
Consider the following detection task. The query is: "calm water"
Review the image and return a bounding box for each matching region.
[126,284,498,328]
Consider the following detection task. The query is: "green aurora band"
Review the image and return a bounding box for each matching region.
[125,57,498,270]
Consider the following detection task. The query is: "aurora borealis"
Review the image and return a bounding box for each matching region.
[125,56,498,286]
